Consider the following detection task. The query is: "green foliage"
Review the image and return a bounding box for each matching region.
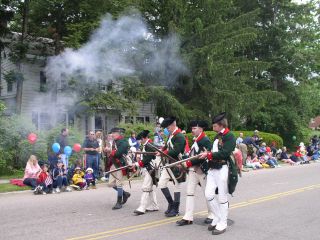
[0,101,5,114]
[185,131,283,148]
[45,125,84,164]
[0,115,46,174]
[117,122,156,138]
[3,70,24,84]
[0,115,84,175]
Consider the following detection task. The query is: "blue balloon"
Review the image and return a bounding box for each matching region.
[64,146,72,156]
[52,143,60,153]
[163,128,170,136]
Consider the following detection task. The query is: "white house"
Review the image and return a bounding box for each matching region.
[0,33,156,134]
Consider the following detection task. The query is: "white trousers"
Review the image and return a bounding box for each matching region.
[158,167,181,191]
[136,169,159,212]
[183,167,214,221]
[205,165,229,231]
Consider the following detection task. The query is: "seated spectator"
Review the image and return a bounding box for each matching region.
[52,160,71,193]
[279,147,296,165]
[72,167,86,190]
[35,164,53,194]
[85,168,96,189]
[67,159,83,183]
[236,132,244,146]
[296,143,310,164]
[246,153,263,169]
[23,155,41,190]
[257,142,267,157]
[260,149,280,168]
[270,142,278,157]
[48,152,59,171]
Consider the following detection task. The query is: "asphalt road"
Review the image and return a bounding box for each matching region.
[1,163,320,240]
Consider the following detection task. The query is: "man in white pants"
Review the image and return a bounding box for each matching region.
[176,120,215,226]
[199,112,236,235]
[134,130,159,215]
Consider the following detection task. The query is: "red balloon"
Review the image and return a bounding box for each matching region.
[73,143,81,152]
[28,133,37,144]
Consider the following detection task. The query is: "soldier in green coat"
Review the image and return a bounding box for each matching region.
[176,120,214,226]
[199,112,236,235]
[158,117,186,217]
[105,128,131,210]
[133,130,159,215]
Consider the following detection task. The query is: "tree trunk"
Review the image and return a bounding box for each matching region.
[16,0,29,114]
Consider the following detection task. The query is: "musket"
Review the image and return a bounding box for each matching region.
[145,142,180,185]
[134,151,157,155]
[145,142,178,163]
[162,154,202,169]
[104,165,131,175]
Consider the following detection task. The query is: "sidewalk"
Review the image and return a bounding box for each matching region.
[0,179,10,184]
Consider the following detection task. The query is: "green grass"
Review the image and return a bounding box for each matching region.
[0,183,30,193]
[0,170,24,180]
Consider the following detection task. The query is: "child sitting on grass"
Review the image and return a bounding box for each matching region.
[84,168,96,189]
[52,160,71,193]
[71,167,86,190]
[35,164,53,194]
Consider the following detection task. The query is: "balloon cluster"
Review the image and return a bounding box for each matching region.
[52,143,82,156]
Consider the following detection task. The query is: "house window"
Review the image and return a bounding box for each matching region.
[136,117,145,123]
[32,112,39,129]
[40,71,47,92]
[57,113,66,125]
[39,112,51,130]
[68,113,74,126]
[145,116,150,123]
[7,81,13,92]
[125,116,133,124]
[95,116,103,131]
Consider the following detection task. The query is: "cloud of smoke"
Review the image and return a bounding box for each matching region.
[46,12,188,86]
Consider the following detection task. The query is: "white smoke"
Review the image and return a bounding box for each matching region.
[46,13,188,86]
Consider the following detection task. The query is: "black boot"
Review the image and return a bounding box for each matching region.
[165,203,173,215]
[166,201,180,217]
[122,191,131,204]
[112,196,122,210]
[161,188,173,215]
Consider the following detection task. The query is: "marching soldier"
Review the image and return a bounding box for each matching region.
[104,127,131,210]
[158,117,186,217]
[133,130,159,215]
[199,112,236,235]
[176,120,215,226]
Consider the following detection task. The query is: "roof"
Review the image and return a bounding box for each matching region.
[309,116,320,128]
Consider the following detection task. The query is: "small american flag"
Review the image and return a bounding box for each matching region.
[45,174,53,186]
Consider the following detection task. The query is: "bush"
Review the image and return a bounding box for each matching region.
[0,115,84,175]
[45,125,84,164]
[185,130,283,148]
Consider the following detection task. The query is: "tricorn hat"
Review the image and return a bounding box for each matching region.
[190,120,208,129]
[136,130,150,140]
[212,112,226,124]
[161,117,176,128]
[109,127,125,134]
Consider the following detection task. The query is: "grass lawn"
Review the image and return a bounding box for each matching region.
[0,183,30,193]
[0,170,24,180]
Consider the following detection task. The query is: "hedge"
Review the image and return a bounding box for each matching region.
[116,123,283,148]
[185,130,283,148]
